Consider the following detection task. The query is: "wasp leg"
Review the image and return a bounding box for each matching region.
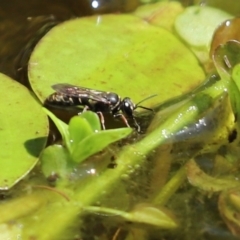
[77,106,89,116]
[96,111,106,130]
[132,117,141,133]
[115,113,140,132]
[113,113,131,128]
[115,113,141,132]
[82,106,89,112]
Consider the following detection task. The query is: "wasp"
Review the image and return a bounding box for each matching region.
[45,83,155,132]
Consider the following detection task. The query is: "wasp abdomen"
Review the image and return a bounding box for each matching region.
[46,93,82,106]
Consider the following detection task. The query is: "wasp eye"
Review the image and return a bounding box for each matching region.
[122,97,135,116]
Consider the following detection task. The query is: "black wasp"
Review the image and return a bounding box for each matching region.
[45,83,155,132]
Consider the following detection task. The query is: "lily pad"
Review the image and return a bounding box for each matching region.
[175,6,232,49]
[133,1,184,31]
[175,6,232,63]
[28,14,205,111]
[0,74,48,189]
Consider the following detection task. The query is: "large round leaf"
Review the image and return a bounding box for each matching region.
[28,14,205,109]
[0,74,48,189]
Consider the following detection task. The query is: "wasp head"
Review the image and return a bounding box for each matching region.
[121,97,136,117]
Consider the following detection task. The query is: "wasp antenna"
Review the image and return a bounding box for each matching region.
[137,106,154,112]
[136,94,157,107]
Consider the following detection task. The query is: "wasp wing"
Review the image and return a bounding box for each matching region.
[51,83,109,103]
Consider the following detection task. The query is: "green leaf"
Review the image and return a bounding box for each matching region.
[0,73,48,189]
[68,116,94,151]
[175,6,232,63]
[84,204,178,229]
[212,41,240,79]
[133,1,184,31]
[175,6,232,48]
[219,187,240,236]
[29,14,205,110]
[212,42,240,126]
[129,204,178,228]
[79,111,101,132]
[43,108,71,151]
[186,159,240,192]
[231,58,240,92]
[71,128,132,162]
[40,145,72,179]
[43,110,130,164]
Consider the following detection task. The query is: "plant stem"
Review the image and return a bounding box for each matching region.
[153,163,187,206]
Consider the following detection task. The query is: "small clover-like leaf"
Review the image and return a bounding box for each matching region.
[68,115,94,151]
[71,128,132,163]
[79,111,101,132]
[43,108,71,151]
[40,145,72,179]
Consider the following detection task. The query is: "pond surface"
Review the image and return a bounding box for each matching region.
[1,1,240,240]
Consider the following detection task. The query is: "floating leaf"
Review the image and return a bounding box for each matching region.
[175,6,232,48]
[0,73,48,189]
[133,1,184,31]
[175,6,232,63]
[28,14,205,113]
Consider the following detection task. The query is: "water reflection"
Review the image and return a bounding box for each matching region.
[0,0,73,80]
[92,0,100,9]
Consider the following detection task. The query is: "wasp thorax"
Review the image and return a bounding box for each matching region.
[106,92,120,106]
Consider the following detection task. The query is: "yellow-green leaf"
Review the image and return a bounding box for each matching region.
[28,14,205,113]
[0,74,48,189]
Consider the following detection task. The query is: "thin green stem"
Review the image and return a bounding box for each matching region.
[153,163,187,206]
